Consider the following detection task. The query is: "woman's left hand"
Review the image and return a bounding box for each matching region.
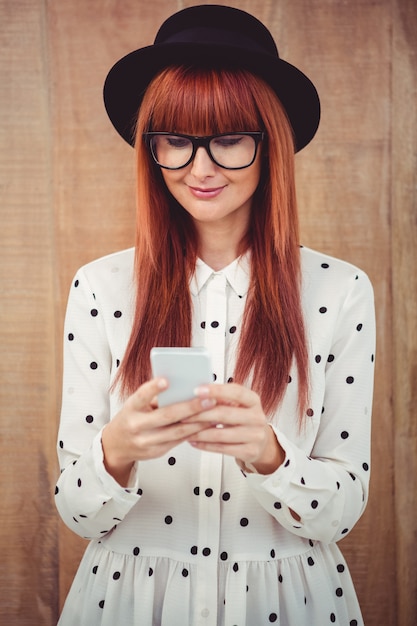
[184,383,285,474]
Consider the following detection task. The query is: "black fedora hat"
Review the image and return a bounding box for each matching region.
[103,4,320,152]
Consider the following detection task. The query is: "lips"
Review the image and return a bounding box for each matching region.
[188,185,225,199]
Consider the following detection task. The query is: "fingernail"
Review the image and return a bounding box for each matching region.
[194,385,210,397]
[157,378,168,389]
[201,398,216,409]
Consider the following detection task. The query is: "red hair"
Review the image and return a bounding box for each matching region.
[116,66,309,420]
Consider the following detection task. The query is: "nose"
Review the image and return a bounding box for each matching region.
[190,146,216,178]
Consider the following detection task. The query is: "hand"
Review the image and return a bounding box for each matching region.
[184,383,285,474]
[101,378,215,485]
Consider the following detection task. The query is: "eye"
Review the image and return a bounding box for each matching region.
[165,135,191,149]
[213,135,244,148]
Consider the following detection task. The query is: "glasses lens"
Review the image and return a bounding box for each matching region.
[150,135,193,169]
[209,135,257,168]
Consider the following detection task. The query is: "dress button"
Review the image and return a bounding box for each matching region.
[201,608,210,618]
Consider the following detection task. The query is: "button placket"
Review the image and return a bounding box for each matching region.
[205,272,227,384]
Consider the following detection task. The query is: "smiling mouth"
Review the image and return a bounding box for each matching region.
[189,186,225,198]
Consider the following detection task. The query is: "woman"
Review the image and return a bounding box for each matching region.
[55,5,375,625]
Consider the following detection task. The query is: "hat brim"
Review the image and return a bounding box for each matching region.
[103,42,320,152]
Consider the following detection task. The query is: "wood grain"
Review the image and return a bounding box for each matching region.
[1,1,415,624]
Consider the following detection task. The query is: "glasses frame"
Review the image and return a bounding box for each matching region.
[143,131,264,170]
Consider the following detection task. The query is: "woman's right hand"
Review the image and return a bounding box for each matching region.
[101,377,216,485]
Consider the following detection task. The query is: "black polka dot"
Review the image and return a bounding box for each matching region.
[113,571,121,580]
[86,415,94,423]
[77,479,82,487]
[116,359,120,367]
[346,376,354,384]
[327,354,335,363]
[274,502,282,509]
[269,614,278,622]
[90,362,98,370]
[315,355,321,363]
[202,547,211,556]
[137,488,143,495]
[114,310,122,318]
[278,574,283,583]
[229,326,237,334]
[321,263,330,269]
[330,614,336,623]
[200,321,206,329]
[213,373,217,381]
[341,431,349,439]
[240,517,249,527]
[362,462,369,471]
[270,549,275,558]
[168,457,176,465]
[311,500,318,509]
[68,333,74,341]
[349,473,356,481]
[227,377,234,383]
[55,486,59,495]
[233,562,239,572]
[341,528,349,535]
[193,487,200,495]
[337,563,345,573]
[336,481,340,490]
[90,309,98,317]
[288,375,292,383]
[182,568,189,577]
[301,477,305,485]
[319,306,327,314]
[350,621,358,626]
[211,321,219,328]
[220,551,228,561]
[284,459,290,467]
[190,546,198,555]
[133,547,140,556]
[74,279,79,287]
[306,408,314,417]
[99,600,105,609]
[356,323,363,331]
[148,568,153,576]
[308,556,315,566]
[59,440,64,449]
[164,515,173,525]
[92,565,98,574]
[222,492,230,501]
[336,587,343,597]
[205,488,213,497]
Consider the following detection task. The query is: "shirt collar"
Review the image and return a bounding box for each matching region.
[189,251,251,297]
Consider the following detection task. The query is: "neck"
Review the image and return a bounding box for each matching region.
[195,220,248,271]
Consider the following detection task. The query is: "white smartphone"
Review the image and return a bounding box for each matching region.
[150,347,213,407]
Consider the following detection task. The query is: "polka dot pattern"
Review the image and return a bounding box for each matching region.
[55,247,375,625]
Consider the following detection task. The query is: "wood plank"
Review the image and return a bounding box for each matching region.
[392,0,417,624]
[0,0,59,623]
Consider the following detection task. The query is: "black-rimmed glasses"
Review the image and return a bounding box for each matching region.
[143,132,264,170]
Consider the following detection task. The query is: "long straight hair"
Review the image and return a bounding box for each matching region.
[116,65,309,420]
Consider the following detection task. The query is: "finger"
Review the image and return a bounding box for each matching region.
[156,395,216,427]
[130,377,169,410]
[189,424,255,445]
[194,383,259,408]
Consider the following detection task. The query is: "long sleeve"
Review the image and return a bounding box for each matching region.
[245,261,376,543]
[54,250,141,539]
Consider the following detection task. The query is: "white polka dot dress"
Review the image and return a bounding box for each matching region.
[55,246,375,626]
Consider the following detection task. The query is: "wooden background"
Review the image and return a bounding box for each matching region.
[1,0,416,624]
